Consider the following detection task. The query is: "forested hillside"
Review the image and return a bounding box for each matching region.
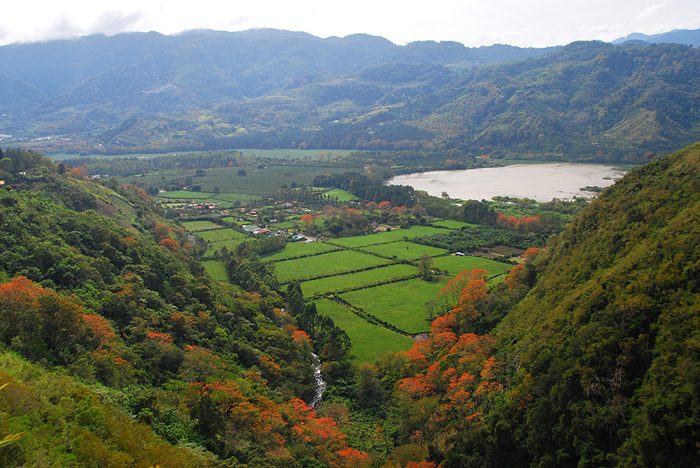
[2,31,700,161]
[361,142,699,466]
[0,149,367,466]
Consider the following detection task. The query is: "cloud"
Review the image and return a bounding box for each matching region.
[88,10,145,36]
[42,16,83,41]
[227,16,252,28]
[636,2,667,21]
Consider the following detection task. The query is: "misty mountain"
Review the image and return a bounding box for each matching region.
[1,30,699,162]
[613,28,700,47]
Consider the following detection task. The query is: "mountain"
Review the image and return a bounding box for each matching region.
[379,142,700,465]
[493,141,700,465]
[614,28,700,47]
[1,31,700,162]
[424,41,700,161]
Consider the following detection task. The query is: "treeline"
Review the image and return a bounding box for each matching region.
[313,172,417,206]
[0,147,56,180]
[62,151,249,177]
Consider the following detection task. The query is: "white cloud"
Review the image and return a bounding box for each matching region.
[0,0,698,47]
[636,2,667,21]
[88,11,145,36]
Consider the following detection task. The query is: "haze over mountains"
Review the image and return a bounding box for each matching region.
[1,28,699,161]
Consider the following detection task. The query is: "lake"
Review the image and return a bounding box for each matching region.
[386,163,628,202]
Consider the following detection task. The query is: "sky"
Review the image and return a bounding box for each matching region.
[1,0,699,48]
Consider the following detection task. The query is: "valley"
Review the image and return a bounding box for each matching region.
[0,19,698,467]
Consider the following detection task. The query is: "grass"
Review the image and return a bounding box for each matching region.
[431,219,478,229]
[181,220,224,232]
[236,148,357,159]
[221,217,245,224]
[360,241,447,261]
[157,190,214,199]
[322,188,358,201]
[314,299,413,363]
[270,221,297,229]
[197,228,249,242]
[300,264,418,297]
[432,255,513,277]
[187,165,362,196]
[327,226,447,248]
[340,278,449,334]
[205,238,250,256]
[262,242,340,262]
[202,260,229,282]
[273,250,391,283]
[211,193,262,204]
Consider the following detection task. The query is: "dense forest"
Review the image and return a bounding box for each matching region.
[0,142,698,466]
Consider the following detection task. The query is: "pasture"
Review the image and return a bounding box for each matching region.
[197,228,249,242]
[273,250,391,283]
[327,226,447,248]
[323,188,358,201]
[190,165,361,196]
[181,220,224,232]
[314,299,413,363]
[202,260,229,282]
[300,263,418,297]
[339,278,449,334]
[205,238,250,256]
[432,255,513,277]
[431,219,477,229]
[360,241,447,261]
[212,193,263,204]
[262,241,340,262]
[158,190,215,199]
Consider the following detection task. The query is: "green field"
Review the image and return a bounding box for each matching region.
[181,220,224,232]
[431,219,477,229]
[273,250,391,283]
[270,221,296,229]
[360,241,447,260]
[432,255,513,277]
[300,264,418,297]
[158,190,215,199]
[202,260,229,282]
[211,193,262,204]
[323,188,358,201]
[314,299,413,363]
[220,217,246,225]
[197,228,249,242]
[205,238,250,256]
[189,165,361,196]
[340,278,448,334]
[237,148,357,159]
[327,226,447,248]
[262,241,340,262]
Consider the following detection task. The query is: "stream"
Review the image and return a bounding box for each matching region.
[309,352,327,408]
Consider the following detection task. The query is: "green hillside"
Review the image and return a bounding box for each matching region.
[493,142,700,465]
[0,149,368,466]
[363,142,699,467]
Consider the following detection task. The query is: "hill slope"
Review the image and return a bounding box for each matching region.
[372,142,699,466]
[495,142,700,464]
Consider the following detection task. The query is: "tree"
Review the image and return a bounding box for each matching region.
[238,169,247,176]
[417,255,435,281]
[286,281,306,316]
[0,158,13,173]
[300,214,315,233]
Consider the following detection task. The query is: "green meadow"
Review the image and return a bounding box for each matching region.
[314,299,413,363]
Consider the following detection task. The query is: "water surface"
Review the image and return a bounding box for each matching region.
[387,163,627,201]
